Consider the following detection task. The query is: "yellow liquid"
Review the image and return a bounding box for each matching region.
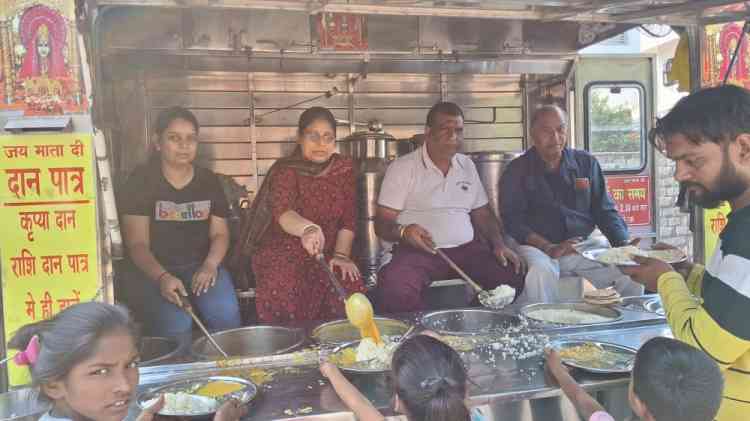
[196,381,244,398]
[345,293,382,344]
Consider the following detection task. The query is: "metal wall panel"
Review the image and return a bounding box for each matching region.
[118,72,524,195]
[187,10,311,52]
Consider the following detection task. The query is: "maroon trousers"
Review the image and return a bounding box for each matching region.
[376,239,525,313]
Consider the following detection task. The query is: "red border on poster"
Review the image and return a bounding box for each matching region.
[605,175,651,226]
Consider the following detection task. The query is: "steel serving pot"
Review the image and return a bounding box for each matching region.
[0,388,51,421]
[191,326,305,360]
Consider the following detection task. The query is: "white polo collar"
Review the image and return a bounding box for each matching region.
[420,145,464,173]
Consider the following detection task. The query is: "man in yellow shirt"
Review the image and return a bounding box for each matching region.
[624,85,750,420]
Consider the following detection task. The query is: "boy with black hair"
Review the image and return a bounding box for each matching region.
[546,337,723,421]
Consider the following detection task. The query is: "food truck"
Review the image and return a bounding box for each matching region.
[0,1,748,420]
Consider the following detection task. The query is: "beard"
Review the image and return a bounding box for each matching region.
[681,151,747,209]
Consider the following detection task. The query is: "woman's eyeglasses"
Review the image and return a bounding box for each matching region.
[302,131,336,144]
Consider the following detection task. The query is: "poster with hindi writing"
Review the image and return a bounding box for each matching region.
[0,133,100,386]
[605,175,652,227]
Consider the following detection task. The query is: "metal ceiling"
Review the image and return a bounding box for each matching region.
[94,0,750,25]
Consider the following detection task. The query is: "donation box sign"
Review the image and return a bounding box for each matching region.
[0,134,100,386]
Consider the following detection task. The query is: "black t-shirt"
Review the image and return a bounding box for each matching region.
[119,162,229,267]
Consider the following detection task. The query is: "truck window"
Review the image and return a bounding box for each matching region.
[584,83,646,173]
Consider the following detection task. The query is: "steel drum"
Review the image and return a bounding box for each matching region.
[0,388,50,421]
[191,326,305,359]
[421,309,522,336]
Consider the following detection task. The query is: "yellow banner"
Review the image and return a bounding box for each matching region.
[0,134,99,386]
[703,202,732,262]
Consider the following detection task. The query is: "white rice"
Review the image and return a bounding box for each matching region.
[144,392,218,415]
[525,309,613,325]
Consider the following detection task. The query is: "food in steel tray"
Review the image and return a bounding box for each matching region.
[558,343,634,371]
[583,288,621,305]
[330,337,398,370]
[524,308,614,324]
[593,246,685,265]
[144,392,219,416]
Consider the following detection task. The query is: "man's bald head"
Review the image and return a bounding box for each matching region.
[530,105,567,129]
[530,105,568,164]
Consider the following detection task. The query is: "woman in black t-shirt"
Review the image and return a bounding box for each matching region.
[120,107,241,345]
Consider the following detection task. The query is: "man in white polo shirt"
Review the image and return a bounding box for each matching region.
[374,102,526,313]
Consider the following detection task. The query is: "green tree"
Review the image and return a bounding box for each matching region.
[589,90,641,153]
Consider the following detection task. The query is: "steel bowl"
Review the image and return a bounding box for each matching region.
[191,326,305,360]
[551,339,636,374]
[140,336,181,366]
[328,340,394,374]
[644,297,665,316]
[0,388,51,421]
[137,376,257,419]
[421,309,522,336]
[312,317,410,345]
[520,303,622,325]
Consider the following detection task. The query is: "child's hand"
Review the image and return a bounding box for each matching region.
[320,360,340,379]
[213,399,248,421]
[544,348,569,380]
[135,395,164,421]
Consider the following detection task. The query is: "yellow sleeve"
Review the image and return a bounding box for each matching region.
[685,264,705,297]
[658,271,750,369]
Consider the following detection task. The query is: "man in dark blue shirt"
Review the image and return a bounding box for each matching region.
[500,105,643,303]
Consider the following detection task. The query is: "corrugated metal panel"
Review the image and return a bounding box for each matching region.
[138,72,524,194]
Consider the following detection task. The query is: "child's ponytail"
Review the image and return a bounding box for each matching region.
[392,335,471,421]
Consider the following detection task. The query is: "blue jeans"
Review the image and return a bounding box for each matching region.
[132,263,242,350]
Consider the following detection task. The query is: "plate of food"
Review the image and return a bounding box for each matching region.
[521,303,622,325]
[551,340,636,374]
[137,376,257,418]
[328,338,399,374]
[583,288,621,306]
[582,246,686,266]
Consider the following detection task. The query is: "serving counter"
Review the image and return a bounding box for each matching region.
[132,296,671,421]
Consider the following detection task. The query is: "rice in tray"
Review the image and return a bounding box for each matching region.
[144,392,218,415]
[525,308,614,324]
[331,337,398,371]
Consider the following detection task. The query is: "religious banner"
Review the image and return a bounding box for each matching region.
[701,17,746,263]
[317,13,368,51]
[0,133,99,386]
[0,1,86,115]
[605,175,651,227]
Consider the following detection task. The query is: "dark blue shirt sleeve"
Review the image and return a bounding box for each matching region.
[500,163,533,244]
[590,159,629,246]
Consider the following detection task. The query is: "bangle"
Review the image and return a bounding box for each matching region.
[398,224,408,240]
[301,223,321,237]
[156,271,169,283]
[334,252,350,260]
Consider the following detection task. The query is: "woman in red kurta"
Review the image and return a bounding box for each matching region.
[250,107,366,323]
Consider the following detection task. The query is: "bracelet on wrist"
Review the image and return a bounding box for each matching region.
[334,252,350,260]
[398,224,408,240]
[301,223,321,236]
[156,271,169,283]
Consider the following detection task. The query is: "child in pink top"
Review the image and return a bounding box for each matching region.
[545,337,723,421]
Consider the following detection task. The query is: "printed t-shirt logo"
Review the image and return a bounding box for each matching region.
[155,200,211,221]
[457,180,472,191]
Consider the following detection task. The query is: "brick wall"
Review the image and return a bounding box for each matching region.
[655,152,693,257]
